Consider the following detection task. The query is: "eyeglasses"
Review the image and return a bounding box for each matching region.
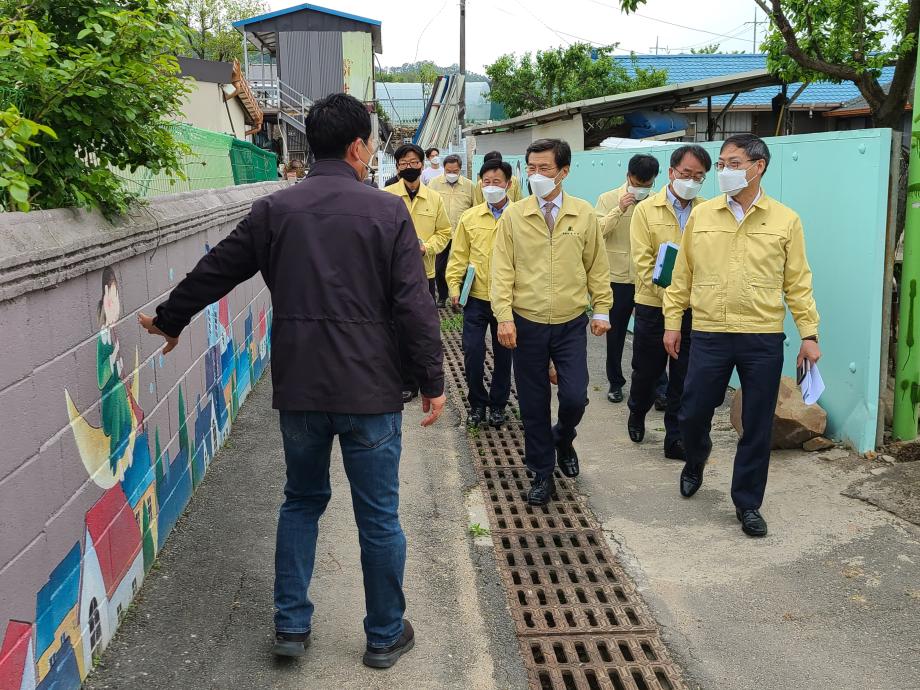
[396,160,423,170]
[673,169,706,183]
[525,164,558,176]
[716,158,756,171]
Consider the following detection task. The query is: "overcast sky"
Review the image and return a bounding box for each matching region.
[265,0,765,73]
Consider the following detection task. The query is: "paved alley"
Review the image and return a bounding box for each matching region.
[86,335,920,690]
[84,369,527,690]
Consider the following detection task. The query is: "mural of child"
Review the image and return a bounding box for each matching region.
[65,267,145,488]
[97,268,134,474]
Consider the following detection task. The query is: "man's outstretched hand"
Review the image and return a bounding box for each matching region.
[421,394,447,427]
[138,313,180,355]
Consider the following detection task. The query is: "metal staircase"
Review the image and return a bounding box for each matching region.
[254,78,311,134]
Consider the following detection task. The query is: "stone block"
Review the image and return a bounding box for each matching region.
[730,375,827,450]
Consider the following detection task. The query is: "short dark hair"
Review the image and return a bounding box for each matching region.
[425,147,440,158]
[443,154,462,167]
[479,159,512,181]
[721,134,771,172]
[395,143,425,163]
[526,139,571,169]
[304,93,371,160]
[627,154,660,182]
[483,150,503,162]
[670,145,712,172]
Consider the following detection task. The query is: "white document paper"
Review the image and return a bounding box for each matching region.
[800,361,825,405]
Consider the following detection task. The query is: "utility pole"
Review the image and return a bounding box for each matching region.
[459,0,466,127]
[650,36,659,55]
[746,8,762,53]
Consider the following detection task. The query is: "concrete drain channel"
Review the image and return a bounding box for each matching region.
[440,318,687,690]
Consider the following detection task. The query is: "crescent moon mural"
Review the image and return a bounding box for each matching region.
[64,348,141,489]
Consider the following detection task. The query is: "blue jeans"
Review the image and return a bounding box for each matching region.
[274,411,407,648]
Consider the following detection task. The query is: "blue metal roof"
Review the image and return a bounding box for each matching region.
[232,2,381,28]
[618,54,894,107]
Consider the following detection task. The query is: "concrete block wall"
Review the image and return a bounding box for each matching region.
[0,181,285,689]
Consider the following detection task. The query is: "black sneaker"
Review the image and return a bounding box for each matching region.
[488,407,507,428]
[271,631,311,658]
[362,620,415,669]
[401,389,418,403]
[467,406,486,428]
[654,395,667,412]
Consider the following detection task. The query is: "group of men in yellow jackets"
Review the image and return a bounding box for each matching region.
[385,134,821,538]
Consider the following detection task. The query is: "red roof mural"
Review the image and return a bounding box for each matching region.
[0,620,33,690]
[85,485,142,598]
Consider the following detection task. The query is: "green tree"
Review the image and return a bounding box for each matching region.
[619,0,920,129]
[485,43,668,118]
[172,0,266,63]
[689,44,744,55]
[0,0,191,214]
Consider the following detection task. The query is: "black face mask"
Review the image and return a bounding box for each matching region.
[399,168,422,183]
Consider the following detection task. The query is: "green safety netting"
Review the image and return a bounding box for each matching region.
[230,138,278,185]
[116,124,277,198]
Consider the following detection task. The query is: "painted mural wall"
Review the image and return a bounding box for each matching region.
[0,185,278,689]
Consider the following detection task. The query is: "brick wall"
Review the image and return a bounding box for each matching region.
[0,182,285,688]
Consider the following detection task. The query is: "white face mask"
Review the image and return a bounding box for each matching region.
[483,185,507,205]
[671,177,702,200]
[430,156,441,166]
[445,173,459,184]
[357,140,377,180]
[529,173,559,199]
[627,185,652,201]
[718,166,754,197]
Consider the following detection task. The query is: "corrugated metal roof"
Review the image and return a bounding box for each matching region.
[620,54,895,108]
[465,69,782,135]
[232,2,380,28]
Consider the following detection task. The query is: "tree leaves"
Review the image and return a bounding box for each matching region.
[485,43,668,118]
[617,0,919,129]
[1,0,191,215]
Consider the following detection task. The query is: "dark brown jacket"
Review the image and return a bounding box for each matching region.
[155,159,443,413]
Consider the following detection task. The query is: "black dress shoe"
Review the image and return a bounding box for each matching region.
[488,407,507,428]
[401,389,418,403]
[362,620,415,669]
[664,439,685,461]
[556,444,579,478]
[272,631,311,658]
[467,406,486,427]
[654,395,667,412]
[627,412,645,443]
[527,474,555,506]
[607,387,624,403]
[736,509,768,537]
[679,464,703,498]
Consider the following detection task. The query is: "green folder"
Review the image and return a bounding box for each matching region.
[652,242,680,288]
[459,265,476,306]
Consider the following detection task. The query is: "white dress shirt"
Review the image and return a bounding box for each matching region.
[727,188,763,223]
[666,185,693,231]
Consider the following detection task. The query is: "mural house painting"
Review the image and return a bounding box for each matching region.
[0,245,272,689]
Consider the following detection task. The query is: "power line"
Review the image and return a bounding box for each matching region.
[581,0,758,42]
[671,23,753,52]
[510,0,574,46]
[413,0,450,63]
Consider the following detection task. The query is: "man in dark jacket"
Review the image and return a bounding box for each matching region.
[139,93,445,670]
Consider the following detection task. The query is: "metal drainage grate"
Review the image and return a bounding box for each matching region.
[439,310,687,690]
